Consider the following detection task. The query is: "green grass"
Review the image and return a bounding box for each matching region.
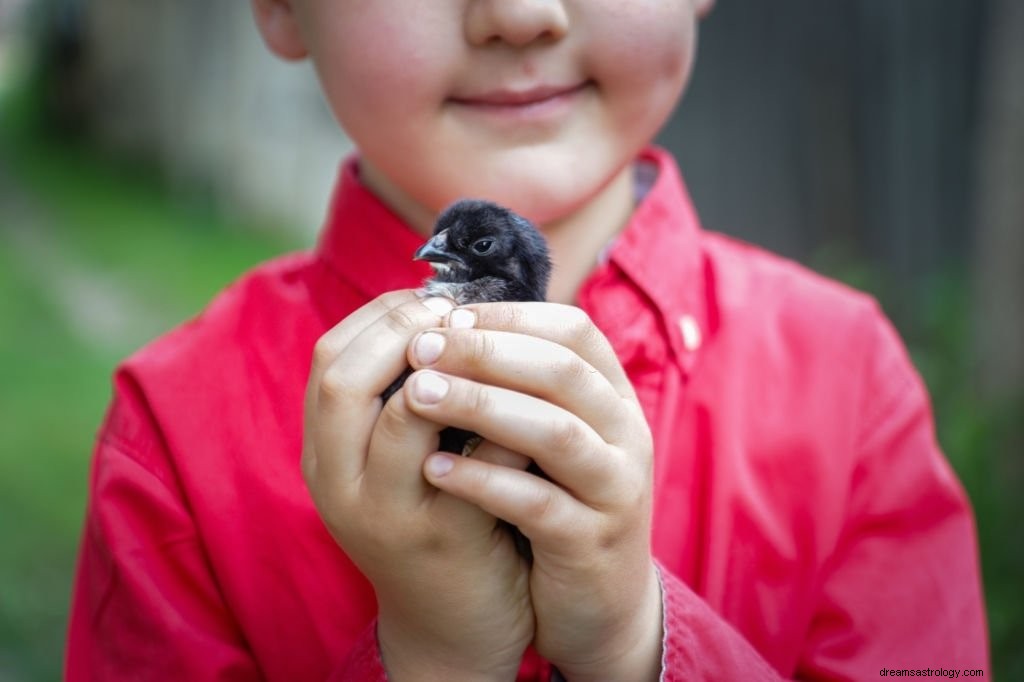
[0,236,102,678]
[0,104,305,679]
[7,141,304,322]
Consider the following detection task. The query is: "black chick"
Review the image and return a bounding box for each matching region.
[382,199,552,426]
[413,199,551,305]
[382,199,552,560]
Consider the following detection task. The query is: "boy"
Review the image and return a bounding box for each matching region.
[67,1,989,679]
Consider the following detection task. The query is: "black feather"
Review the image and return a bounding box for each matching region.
[415,199,551,304]
[381,199,551,560]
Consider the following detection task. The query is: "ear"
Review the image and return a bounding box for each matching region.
[695,0,716,20]
[250,0,308,61]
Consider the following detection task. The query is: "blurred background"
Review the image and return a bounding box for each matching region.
[0,0,1021,679]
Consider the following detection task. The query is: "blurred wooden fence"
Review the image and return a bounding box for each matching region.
[70,0,351,230]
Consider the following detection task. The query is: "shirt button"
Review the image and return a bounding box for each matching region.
[679,315,702,352]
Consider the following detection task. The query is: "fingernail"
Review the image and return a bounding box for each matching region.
[413,371,449,404]
[414,332,445,365]
[425,454,455,478]
[449,308,475,329]
[421,297,455,316]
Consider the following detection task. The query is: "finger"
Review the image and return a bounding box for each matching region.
[422,452,592,553]
[308,291,453,393]
[367,399,532,537]
[422,441,535,545]
[446,302,636,401]
[311,298,455,484]
[364,387,451,507]
[469,440,532,472]
[404,370,621,504]
[408,328,629,444]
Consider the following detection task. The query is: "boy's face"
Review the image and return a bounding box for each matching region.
[256,0,711,225]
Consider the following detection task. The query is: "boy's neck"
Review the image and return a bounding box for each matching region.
[359,160,636,305]
[541,165,634,304]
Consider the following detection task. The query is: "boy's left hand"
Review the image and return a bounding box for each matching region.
[404,302,663,682]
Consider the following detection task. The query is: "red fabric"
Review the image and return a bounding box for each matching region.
[66,147,988,680]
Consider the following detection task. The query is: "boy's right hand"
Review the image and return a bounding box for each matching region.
[302,290,534,681]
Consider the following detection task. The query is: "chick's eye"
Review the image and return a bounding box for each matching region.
[472,238,495,255]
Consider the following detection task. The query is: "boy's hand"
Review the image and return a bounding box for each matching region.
[302,290,534,682]
[405,303,663,682]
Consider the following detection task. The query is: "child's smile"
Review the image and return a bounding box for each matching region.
[260,0,708,225]
[447,80,593,138]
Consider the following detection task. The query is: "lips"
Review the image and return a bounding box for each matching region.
[450,81,589,108]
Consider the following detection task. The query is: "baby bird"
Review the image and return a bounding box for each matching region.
[382,201,552,560]
[414,199,552,305]
[382,199,552,427]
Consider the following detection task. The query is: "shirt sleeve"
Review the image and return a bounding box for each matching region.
[65,383,386,681]
[328,620,388,681]
[657,564,783,680]
[65,420,259,680]
[656,306,988,680]
[793,308,988,678]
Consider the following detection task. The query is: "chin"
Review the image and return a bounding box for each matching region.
[505,189,591,226]
[452,181,582,225]
[443,155,619,224]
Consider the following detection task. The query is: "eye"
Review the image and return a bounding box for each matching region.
[472,238,495,255]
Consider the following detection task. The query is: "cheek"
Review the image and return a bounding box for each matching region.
[587,2,696,117]
[305,6,455,136]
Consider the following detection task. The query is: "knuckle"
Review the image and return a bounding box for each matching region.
[549,417,585,454]
[464,329,498,368]
[475,300,530,333]
[565,305,594,336]
[318,364,354,405]
[596,522,628,552]
[374,396,410,444]
[526,492,581,549]
[382,304,423,336]
[561,354,596,388]
[312,335,340,370]
[500,302,530,331]
[562,306,600,348]
[465,381,495,418]
[523,485,558,523]
[467,459,497,494]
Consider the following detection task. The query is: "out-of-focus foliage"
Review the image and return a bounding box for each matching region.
[0,44,304,681]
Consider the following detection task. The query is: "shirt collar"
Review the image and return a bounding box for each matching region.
[580,147,709,373]
[316,158,434,301]
[316,147,709,371]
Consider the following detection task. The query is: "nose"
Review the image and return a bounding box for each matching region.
[465,0,570,48]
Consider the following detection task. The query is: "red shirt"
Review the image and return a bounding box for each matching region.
[67,148,988,680]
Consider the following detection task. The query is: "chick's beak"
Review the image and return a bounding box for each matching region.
[414,229,463,265]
